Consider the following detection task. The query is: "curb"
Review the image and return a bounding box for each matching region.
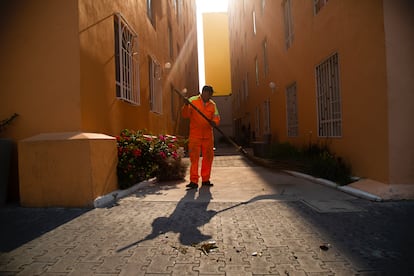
[93,178,156,208]
[284,170,383,202]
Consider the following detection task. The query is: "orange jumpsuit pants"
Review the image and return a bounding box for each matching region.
[182,95,220,184]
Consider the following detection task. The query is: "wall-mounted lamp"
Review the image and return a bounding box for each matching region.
[269,81,277,93]
[164,62,172,69]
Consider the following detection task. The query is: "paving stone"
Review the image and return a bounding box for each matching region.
[1,156,413,275]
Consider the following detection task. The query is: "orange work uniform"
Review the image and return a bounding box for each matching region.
[182,95,220,184]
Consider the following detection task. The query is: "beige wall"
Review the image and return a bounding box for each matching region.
[228,0,413,185]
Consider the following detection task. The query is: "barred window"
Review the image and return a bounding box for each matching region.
[149,56,162,114]
[262,38,269,77]
[252,10,257,35]
[114,13,140,105]
[147,0,155,27]
[255,56,259,86]
[286,82,298,137]
[316,53,342,137]
[283,0,294,49]
[263,99,271,134]
[255,106,261,138]
[314,0,329,15]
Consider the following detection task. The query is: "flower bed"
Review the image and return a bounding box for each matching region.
[116,129,188,189]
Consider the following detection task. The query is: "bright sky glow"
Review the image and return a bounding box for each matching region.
[196,0,228,90]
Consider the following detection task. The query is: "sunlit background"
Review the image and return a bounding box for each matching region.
[196,0,228,91]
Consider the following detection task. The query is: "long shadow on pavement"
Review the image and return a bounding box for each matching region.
[0,205,90,252]
[117,186,217,252]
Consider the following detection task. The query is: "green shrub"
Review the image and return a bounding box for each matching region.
[269,141,353,185]
[303,148,352,185]
[270,142,300,159]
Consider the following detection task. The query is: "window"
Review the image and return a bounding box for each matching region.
[114,13,140,105]
[170,85,179,121]
[177,0,182,24]
[255,56,259,86]
[255,106,261,138]
[261,0,266,15]
[147,0,155,27]
[314,0,329,15]
[244,73,249,99]
[168,23,173,59]
[252,10,257,35]
[283,0,294,49]
[316,53,342,137]
[262,39,269,77]
[286,82,298,137]
[263,99,271,134]
[149,56,162,113]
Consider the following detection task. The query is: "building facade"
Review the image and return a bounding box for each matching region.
[0,0,198,205]
[228,0,414,186]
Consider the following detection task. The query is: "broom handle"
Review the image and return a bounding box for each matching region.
[173,88,247,155]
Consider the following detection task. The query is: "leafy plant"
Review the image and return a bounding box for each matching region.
[116,129,188,189]
[270,142,300,159]
[268,141,353,185]
[303,145,352,185]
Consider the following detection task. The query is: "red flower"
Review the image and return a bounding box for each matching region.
[159,151,167,159]
[133,149,141,157]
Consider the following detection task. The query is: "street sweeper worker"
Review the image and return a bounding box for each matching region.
[182,85,220,189]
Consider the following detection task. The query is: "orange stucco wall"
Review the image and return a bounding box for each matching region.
[228,0,413,185]
[78,0,198,136]
[0,0,198,205]
[0,0,82,141]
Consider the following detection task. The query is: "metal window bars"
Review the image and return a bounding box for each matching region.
[316,53,342,137]
[286,82,299,137]
[115,13,140,105]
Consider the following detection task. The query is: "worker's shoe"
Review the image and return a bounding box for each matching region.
[186,182,198,189]
[202,181,214,186]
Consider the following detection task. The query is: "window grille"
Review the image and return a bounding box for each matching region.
[261,0,266,15]
[149,56,162,114]
[286,82,298,137]
[263,99,271,134]
[244,73,249,99]
[255,56,259,86]
[255,106,261,138]
[316,53,342,137]
[314,0,329,15]
[170,85,179,120]
[263,39,269,77]
[168,23,173,59]
[283,0,294,49]
[147,0,155,27]
[252,10,257,35]
[114,13,140,105]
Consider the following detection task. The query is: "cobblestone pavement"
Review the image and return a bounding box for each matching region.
[1,155,414,275]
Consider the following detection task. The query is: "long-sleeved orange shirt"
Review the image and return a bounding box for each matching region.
[182,95,220,139]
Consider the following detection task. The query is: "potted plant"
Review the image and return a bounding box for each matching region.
[0,113,18,205]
